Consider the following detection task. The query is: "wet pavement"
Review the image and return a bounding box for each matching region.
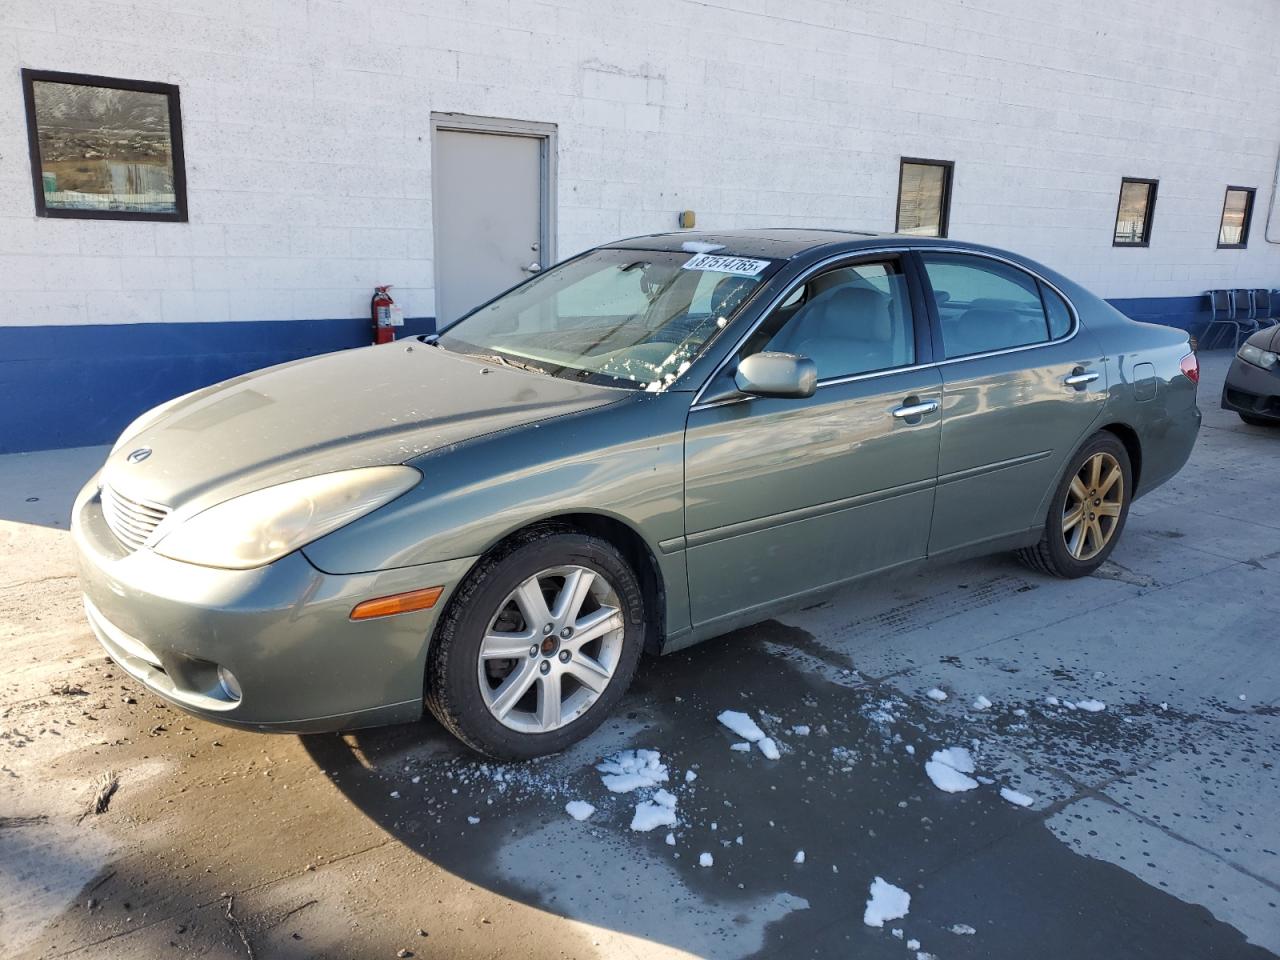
[1,349,1277,959]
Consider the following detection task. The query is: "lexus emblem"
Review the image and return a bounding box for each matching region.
[126,447,152,464]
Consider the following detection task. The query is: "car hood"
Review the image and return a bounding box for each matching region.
[100,342,624,510]
[1244,324,1280,352]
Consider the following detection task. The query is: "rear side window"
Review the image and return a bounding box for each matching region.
[921,254,1058,360]
[1040,283,1073,339]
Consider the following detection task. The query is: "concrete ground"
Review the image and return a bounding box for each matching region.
[1,349,1277,960]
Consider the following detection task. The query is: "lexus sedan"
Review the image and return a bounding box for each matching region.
[72,230,1201,759]
[1221,324,1280,426]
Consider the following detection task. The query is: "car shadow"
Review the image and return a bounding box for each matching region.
[297,621,1272,960]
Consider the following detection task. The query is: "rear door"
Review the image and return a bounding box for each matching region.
[916,251,1107,555]
[683,253,942,629]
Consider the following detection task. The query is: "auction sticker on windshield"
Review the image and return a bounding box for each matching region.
[681,253,772,276]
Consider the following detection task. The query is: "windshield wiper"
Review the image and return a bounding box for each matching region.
[471,352,548,375]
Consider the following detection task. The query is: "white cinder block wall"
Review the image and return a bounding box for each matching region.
[1,0,1279,330]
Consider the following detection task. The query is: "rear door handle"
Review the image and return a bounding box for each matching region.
[891,399,939,419]
[1064,370,1099,387]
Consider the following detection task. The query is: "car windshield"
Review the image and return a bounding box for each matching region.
[437,248,778,389]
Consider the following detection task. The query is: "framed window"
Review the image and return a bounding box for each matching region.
[920,253,1068,360]
[1217,186,1255,249]
[761,259,916,380]
[1113,177,1157,247]
[21,69,187,221]
[896,158,953,238]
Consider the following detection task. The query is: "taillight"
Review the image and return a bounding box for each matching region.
[1179,352,1199,384]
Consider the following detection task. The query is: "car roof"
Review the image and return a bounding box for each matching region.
[604,228,896,259]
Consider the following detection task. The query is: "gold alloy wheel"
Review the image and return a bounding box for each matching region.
[1062,451,1124,561]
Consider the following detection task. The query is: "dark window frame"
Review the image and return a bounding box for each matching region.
[21,68,188,222]
[1112,176,1158,248]
[1216,185,1256,249]
[895,157,954,239]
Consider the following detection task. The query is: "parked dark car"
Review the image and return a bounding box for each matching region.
[72,229,1202,759]
[1222,325,1280,426]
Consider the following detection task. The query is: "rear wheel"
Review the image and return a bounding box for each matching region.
[1018,432,1131,578]
[426,528,645,759]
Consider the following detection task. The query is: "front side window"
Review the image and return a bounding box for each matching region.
[438,248,777,389]
[760,260,915,380]
[922,254,1062,359]
[1113,177,1157,246]
[1217,187,1255,248]
[21,69,187,221]
[896,159,953,238]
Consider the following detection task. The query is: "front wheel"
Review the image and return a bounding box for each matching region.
[425,528,645,759]
[1018,432,1132,578]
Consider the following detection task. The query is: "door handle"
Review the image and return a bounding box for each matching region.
[891,399,939,419]
[523,261,542,273]
[1064,370,1099,387]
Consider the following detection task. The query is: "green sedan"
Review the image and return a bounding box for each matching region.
[72,230,1201,758]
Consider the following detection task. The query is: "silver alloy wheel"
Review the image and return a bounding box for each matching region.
[477,565,626,734]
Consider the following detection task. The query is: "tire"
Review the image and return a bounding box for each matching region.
[1240,413,1278,427]
[1018,431,1132,579]
[425,526,645,760]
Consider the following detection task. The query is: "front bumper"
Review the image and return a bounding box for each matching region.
[1221,357,1280,421]
[71,477,477,733]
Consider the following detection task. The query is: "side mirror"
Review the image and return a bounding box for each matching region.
[734,352,817,399]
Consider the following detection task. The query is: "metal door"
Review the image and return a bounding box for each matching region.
[431,119,552,325]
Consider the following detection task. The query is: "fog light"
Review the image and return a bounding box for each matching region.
[217,666,242,702]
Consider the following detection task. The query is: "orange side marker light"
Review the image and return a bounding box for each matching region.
[350,586,443,621]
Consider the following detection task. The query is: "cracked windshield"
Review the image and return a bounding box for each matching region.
[438,248,777,389]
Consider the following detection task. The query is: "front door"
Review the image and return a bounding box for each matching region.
[684,255,942,629]
[916,251,1108,555]
[431,118,553,325]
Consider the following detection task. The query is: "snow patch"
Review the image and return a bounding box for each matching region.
[793,850,805,864]
[699,852,714,867]
[931,746,975,773]
[631,789,679,832]
[972,694,993,710]
[863,877,911,928]
[1077,698,1106,712]
[718,710,765,742]
[926,687,948,702]
[907,938,921,950]
[730,741,752,752]
[791,724,811,736]
[597,749,668,793]
[682,240,726,254]
[925,746,978,793]
[950,923,977,935]
[757,737,780,760]
[564,800,595,821]
[1000,787,1035,808]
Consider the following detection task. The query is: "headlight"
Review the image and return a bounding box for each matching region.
[110,391,197,454]
[1238,343,1279,370]
[153,466,420,569]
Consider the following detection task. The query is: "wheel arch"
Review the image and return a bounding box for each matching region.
[1098,421,1143,493]
[438,511,668,658]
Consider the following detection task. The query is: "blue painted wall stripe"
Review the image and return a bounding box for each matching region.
[0,296,1223,453]
[0,317,435,454]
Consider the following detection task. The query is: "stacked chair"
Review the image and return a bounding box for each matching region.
[1203,288,1278,349]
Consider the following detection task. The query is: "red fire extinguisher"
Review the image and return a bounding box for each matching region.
[371,285,396,345]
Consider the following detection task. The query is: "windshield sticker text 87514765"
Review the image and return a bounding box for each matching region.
[681,253,772,276]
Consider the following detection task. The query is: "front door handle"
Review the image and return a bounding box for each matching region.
[1064,369,1099,387]
[891,399,939,419]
